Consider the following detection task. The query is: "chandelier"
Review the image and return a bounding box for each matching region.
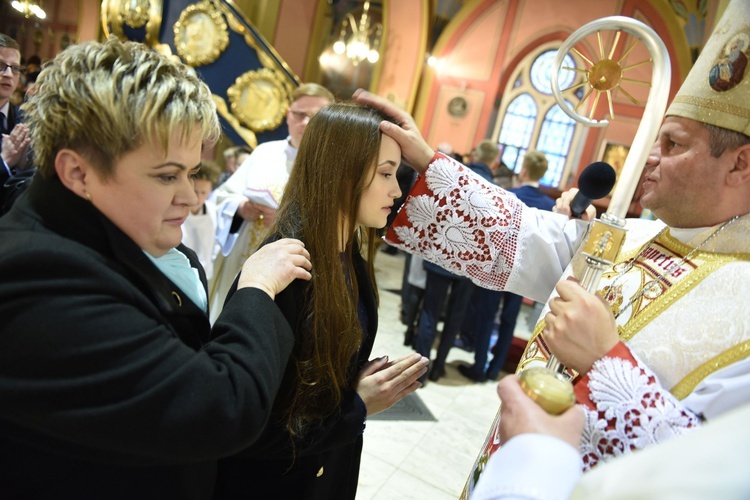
[11,0,47,19]
[332,1,383,66]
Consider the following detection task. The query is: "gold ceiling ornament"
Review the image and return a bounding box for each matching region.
[211,94,258,149]
[122,0,150,28]
[173,0,229,67]
[227,68,289,132]
[101,0,162,46]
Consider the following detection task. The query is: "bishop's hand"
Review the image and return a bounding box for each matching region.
[543,278,619,374]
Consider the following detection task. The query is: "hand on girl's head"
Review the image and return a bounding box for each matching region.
[352,89,434,173]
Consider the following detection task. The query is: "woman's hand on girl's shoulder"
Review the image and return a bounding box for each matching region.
[237,238,312,299]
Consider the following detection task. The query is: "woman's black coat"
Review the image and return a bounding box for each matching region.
[0,176,295,499]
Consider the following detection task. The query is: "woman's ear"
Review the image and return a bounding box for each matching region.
[55,149,92,200]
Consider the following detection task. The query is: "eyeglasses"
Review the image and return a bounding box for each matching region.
[0,62,25,76]
[288,109,316,122]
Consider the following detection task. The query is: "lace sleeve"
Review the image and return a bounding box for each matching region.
[384,153,526,291]
[575,343,702,470]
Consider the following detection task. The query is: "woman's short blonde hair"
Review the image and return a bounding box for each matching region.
[23,37,221,179]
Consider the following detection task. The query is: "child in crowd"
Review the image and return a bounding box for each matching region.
[182,160,220,279]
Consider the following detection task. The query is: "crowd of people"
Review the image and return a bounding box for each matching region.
[1,0,749,496]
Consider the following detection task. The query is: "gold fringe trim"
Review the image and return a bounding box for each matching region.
[672,340,750,400]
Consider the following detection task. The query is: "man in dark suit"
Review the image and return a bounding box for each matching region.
[0,34,31,202]
[509,150,555,212]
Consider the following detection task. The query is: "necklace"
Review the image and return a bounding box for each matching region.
[608,215,740,320]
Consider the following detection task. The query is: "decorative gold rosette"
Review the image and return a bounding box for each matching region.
[227,68,289,132]
[122,0,151,28]
[101,0,163,46]
[173,0,229,67]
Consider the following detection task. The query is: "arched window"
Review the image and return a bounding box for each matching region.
[537,103,576,186]
[493,47,584,188]
[498,94,536,172]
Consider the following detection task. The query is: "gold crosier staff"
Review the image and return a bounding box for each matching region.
[461,15,671,499]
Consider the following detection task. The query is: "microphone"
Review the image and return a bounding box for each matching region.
[570,161,617,218]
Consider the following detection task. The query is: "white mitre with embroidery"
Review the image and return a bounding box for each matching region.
[667,0,750,135]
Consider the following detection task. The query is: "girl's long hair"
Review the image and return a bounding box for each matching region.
[270,102,391,438]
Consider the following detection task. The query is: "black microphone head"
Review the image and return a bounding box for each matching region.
[578,161,617,200]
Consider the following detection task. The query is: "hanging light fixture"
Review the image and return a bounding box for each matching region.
[11,0,47,19]
[332,1,382,66]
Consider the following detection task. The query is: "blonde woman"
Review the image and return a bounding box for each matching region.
[0,38,311,498]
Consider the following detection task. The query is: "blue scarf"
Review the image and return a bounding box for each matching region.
[145,248,208,312]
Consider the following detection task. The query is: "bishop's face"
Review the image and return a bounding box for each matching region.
[641,116,734,228]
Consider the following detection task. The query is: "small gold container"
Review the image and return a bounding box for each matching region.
[518,366,576,415]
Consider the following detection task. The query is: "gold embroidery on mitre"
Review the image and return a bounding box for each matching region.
[671,340,750,400]
[665,0,750,136]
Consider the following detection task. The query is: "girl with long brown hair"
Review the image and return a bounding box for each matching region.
[215,102,429,499]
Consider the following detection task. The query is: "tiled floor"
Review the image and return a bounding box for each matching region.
[356,250,540,499]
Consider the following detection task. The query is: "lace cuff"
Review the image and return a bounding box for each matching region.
[384,153,525,291]
[576,344,702,470]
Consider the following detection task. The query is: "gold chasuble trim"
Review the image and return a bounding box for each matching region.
[617,233,748,343]
[672,340,750,400]
[517,230,750,395]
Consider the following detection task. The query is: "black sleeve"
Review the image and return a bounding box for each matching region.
[229,212,244,233]
[0,240,295,466]
[264,276,368,457]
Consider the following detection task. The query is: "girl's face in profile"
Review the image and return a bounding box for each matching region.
[356,134,402,229]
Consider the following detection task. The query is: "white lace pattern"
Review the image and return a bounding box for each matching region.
[579,356,701,470]
[389,155,525,290]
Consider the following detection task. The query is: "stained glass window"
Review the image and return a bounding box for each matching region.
[494,47,581,187]
[498,93,536,172]
[530,50,576,95]
[536,103,576,186]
